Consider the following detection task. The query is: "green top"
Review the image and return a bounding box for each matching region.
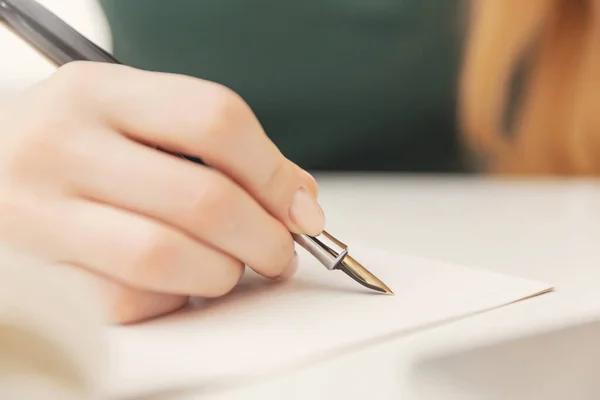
[99,0,464,172]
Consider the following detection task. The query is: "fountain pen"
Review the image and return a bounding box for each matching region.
[0,0,393,295]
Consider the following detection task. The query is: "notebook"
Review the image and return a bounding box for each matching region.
[102,245,553,399]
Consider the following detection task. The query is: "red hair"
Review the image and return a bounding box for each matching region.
[460,0,600,174]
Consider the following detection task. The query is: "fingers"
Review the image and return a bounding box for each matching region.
[55,262,189,325]
[295,165,319,197]
[63,198,247,298]
[71,131,297,279]
[102,281,189,325]
[52,62,325,236]
[0,61,323,328]
[95,271,190,325]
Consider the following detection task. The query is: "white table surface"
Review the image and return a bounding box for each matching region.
[3,3,600,399]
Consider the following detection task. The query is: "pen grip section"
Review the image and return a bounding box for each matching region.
[292,233,347,271]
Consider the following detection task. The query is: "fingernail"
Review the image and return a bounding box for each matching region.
[278,252,299,280]
[290,187,325,235]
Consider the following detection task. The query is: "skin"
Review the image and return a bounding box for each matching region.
[0,62,324,324]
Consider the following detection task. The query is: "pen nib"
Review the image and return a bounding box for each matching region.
[337,255,394,295]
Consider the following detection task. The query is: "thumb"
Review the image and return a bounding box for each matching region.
[296,166,319,198]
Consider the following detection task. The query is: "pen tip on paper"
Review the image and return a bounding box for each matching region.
[382,285,395,296]
[338,255,394,295]
[373,281,394,295]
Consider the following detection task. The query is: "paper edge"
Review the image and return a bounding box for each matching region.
[108,247,556,399]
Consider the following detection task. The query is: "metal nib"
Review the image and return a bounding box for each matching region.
[337,254,394,295]
[292,231,393,295]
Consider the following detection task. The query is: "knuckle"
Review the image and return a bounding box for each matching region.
[124,226,176,286]
[52,61,99,99]
[180,172,238,228]
[3,118,95,184]
[4,126,66,181]
[11,125,54,158]
[52,62,128,111]
[199,84,249,145]
[265,234,296,278]
[205,260,245,298]
[103,285,145,325]
[2,66,101,179]
[209,84,247,120]
[55,61,91,79]
[261,158,295,199]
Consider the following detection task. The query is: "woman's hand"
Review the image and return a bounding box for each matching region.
[0,62,323,324]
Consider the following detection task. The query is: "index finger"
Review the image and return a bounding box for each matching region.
[58,62,324,236]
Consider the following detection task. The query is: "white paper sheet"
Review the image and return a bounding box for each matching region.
[105,245,552,399]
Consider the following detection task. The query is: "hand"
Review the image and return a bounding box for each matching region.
[0,62,323,324]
